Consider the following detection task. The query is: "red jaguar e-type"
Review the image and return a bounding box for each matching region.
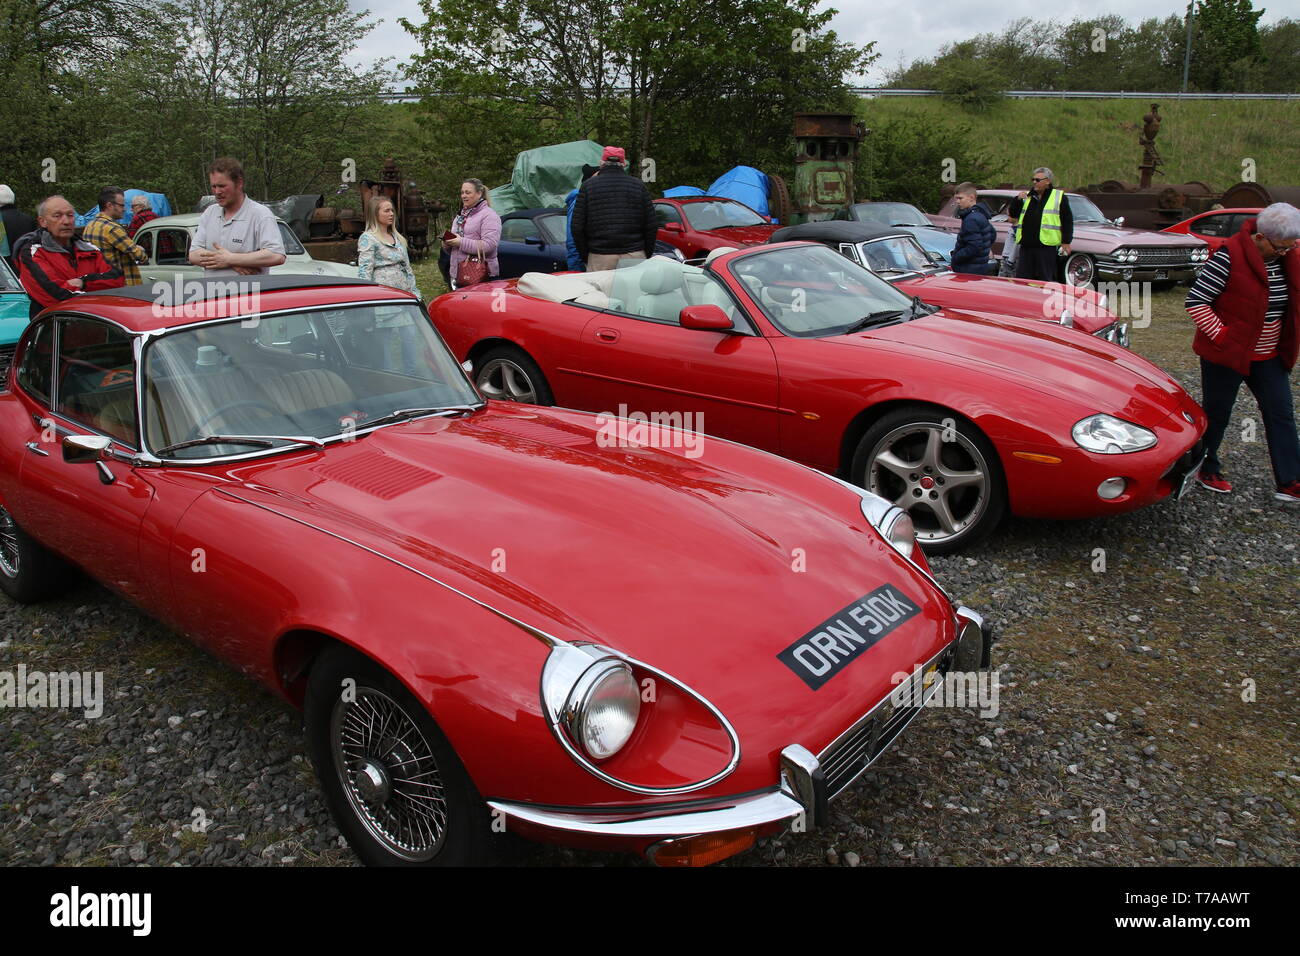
[434,243,1207,554]
[0,276,988,867]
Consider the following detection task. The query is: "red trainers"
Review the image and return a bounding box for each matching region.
[1274,481,1300,503]
[1197,471,1232,494]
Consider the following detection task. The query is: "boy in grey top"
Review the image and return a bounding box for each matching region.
[189,157,286,277]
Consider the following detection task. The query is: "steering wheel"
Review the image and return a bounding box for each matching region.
[185,400,293,440]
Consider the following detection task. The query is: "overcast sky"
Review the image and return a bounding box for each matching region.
[347,0,1295,86]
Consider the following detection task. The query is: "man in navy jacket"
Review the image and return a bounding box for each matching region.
[950,183,995,275]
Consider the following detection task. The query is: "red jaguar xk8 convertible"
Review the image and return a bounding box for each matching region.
[434,243,1208,554]
[0,276,989,866]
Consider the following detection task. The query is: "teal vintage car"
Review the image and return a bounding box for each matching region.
[0,256,33,383]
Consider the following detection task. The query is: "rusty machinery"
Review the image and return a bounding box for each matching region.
[298,159,445,263]
[766,112,868,225]
[1075,105,1298,229]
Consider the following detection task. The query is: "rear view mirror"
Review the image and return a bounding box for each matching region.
[679,305,734,332]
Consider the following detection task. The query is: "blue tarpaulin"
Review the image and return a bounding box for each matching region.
[662,186,705,198]
[76,188,173,228]
[705,167,769,217]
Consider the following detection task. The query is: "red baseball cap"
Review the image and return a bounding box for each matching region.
[601,146,626,164]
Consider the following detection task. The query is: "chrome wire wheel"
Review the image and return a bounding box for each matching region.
[476,358,538,403]
[0,507,19,579]
[331,687,448,862]
[865,423,990,547]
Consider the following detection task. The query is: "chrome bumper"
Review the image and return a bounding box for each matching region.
[489,607,989,846]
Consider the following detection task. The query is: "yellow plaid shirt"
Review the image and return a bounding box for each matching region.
[81,213,148,285]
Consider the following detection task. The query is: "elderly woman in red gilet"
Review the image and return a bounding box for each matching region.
[1185,202,1300,503]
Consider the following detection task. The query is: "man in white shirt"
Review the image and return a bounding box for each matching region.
[189,157,286,276]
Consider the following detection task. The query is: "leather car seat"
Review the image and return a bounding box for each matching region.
[632,257,688,324]
[260,369,355,415]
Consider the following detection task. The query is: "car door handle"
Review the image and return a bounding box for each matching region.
[595,328,621,343]
[25,442,49,457]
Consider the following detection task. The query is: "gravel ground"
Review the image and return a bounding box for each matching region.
[1,288,1296,867]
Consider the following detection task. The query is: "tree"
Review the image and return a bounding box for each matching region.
[400,0,875,196]
[858,115,996,211]
[1191,0,1264,91]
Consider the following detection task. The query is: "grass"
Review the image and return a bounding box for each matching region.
[856,97,1300,193]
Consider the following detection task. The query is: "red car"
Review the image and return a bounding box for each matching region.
[437,243,1207,554]
[0,275,989,867]
[769,219,1126,345]
[1161,207,1263,254]
[654,197,780,259]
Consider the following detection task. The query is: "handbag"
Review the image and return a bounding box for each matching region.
[456,251,489,287]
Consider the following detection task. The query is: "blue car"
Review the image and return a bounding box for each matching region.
[833,201,961,265]
[438,207,683,286]
[439,207,571,286]
[0,257,32,384]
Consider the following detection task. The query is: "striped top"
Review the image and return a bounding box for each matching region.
[1185,247,1285,359]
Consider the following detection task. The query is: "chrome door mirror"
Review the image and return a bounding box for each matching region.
[1113,216,1125,228]
[62,434,113,464]
[62,434,117,484]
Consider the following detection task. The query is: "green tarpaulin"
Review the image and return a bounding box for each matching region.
[490,140,605,214]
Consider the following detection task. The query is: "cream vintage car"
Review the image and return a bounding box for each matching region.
[133,213,356,284]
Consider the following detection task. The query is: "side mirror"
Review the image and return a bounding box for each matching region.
[663,222,684,233]
[679,305,734,332]
[63,433,113,464]
[1113,216,1126,228]
[524,236,545,247]
[63,434,115,485]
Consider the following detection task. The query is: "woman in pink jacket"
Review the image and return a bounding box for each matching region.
[445,179,501,289]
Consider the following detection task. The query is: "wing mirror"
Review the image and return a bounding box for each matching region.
[679,305,734,332]
[662,222,684,233]
[1113,216,1126,228]
[524,236,545,247]
[62,434,116,484]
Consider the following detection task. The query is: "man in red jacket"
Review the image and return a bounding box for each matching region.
[1185,203,1300,503]
[15,195,124,318]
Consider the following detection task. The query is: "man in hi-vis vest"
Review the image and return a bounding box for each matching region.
[1008,166,1073,282]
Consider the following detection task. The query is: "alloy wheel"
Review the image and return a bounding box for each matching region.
[866,423,990,546]
[476,358,538,403]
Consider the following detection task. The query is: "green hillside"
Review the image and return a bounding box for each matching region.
[855,96,1300,194]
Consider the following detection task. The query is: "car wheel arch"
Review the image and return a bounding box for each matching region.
[465,337,519,368]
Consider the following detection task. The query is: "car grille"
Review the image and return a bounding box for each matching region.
[0,345,15,390]
[817,648,952,799]
[1131,247,1198,266]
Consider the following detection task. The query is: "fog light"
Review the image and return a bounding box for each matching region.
[1098,477,1127,499]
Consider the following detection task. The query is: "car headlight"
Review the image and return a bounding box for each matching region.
[1072,414,1157,454]
[855,487,917,559]
[542,647,640,761]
